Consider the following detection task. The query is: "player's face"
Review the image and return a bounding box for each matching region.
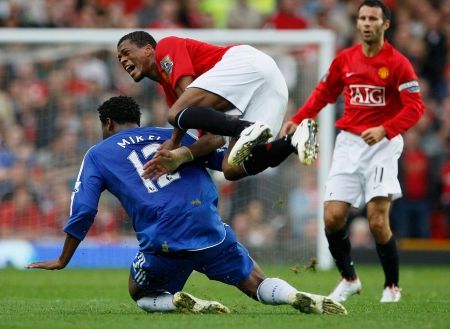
[117,40,154,82]
[356,6,389,45]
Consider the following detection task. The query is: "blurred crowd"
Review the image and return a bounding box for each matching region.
[0,0,449,247]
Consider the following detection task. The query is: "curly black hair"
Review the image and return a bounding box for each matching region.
[97,96,141,126]
[117,31,157,49]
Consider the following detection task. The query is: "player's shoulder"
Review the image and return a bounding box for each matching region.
[338,44,361,57]
[84,140,108,158]
[81,144,101,166]
[384,42,411,65]
[333,44,360,65]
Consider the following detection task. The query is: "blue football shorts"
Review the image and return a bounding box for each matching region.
[130,224,254,294]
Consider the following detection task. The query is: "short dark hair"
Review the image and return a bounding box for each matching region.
[97,96,141,126]
[358,0,391,21]
[117,31,157,49]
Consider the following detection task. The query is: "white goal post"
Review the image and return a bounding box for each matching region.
[0,28,335,270]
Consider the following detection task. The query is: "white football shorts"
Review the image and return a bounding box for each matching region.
[324,131,404,208]
[187,45,288,138]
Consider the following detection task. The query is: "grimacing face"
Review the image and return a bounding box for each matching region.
[356,5,389,45]
[117,39,153,82]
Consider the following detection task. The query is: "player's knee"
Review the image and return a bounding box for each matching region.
[368,214,390,239]
[324,205,347,232]
[167,109,178,125]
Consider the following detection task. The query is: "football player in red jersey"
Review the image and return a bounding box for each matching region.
[117,31,312,181]
[280,0,425,303]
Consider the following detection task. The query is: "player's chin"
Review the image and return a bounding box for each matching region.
[132,74,144,82]
[129,70,144,82]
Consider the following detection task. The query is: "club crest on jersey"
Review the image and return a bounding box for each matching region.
[349,84,385,106]
[378,67,389,79]
[160,55,173,74]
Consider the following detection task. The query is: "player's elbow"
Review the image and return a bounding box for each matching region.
[167,110,177,125]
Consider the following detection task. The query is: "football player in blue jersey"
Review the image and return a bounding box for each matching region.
[26,96,346,315]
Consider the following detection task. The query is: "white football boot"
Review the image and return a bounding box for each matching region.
[291,118,319,165]
[380,285,401,303]
[173,292,230,314]
[289,291,347,315]
[328,278,362,303]
[228,122,272,166]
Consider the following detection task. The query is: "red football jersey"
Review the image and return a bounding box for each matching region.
[291,42,425,138]
[155,36,234,106]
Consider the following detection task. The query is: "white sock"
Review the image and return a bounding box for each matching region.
[256,278,298,305]
[136,293,177,312]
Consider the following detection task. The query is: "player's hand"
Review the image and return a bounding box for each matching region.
[142,139,181,179]
[25,259,66,270]
[361,126,386,145]
[280,121,298,136]
[142,149,176,179]
[142,147,194,180]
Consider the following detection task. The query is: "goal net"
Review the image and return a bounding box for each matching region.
[0,28,335,270]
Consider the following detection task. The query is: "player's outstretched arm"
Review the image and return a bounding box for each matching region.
[142,147,193,179]
[142,133,225,179]
[26,234,81,270]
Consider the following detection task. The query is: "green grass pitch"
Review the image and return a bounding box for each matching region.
[1,265,449,329]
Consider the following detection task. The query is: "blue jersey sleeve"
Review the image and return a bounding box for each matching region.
[63,148,105,240]
[200,147,226,171]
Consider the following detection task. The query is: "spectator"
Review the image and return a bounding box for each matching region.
[0,0,449,247]
[349,216,373,248]
[0,186,42,239]
[264,0,308,30]
[227,0,262,29]
[439,136,450,238]
[0,126,39,198]
[180,0,215,28]
[147,0,185,29]
[392,128,430,238]
[136,0,158,27]
[288,170,319,239]
[420,6,448,101]
[232,199,276,249]
[306,0,353,49]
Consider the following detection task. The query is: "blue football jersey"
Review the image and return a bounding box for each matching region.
[64,127,227,253]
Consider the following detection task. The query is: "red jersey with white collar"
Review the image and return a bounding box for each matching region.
[291,42,425,139]
[155,36,234,107]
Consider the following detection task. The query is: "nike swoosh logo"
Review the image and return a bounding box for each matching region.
[345,72,355,77]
